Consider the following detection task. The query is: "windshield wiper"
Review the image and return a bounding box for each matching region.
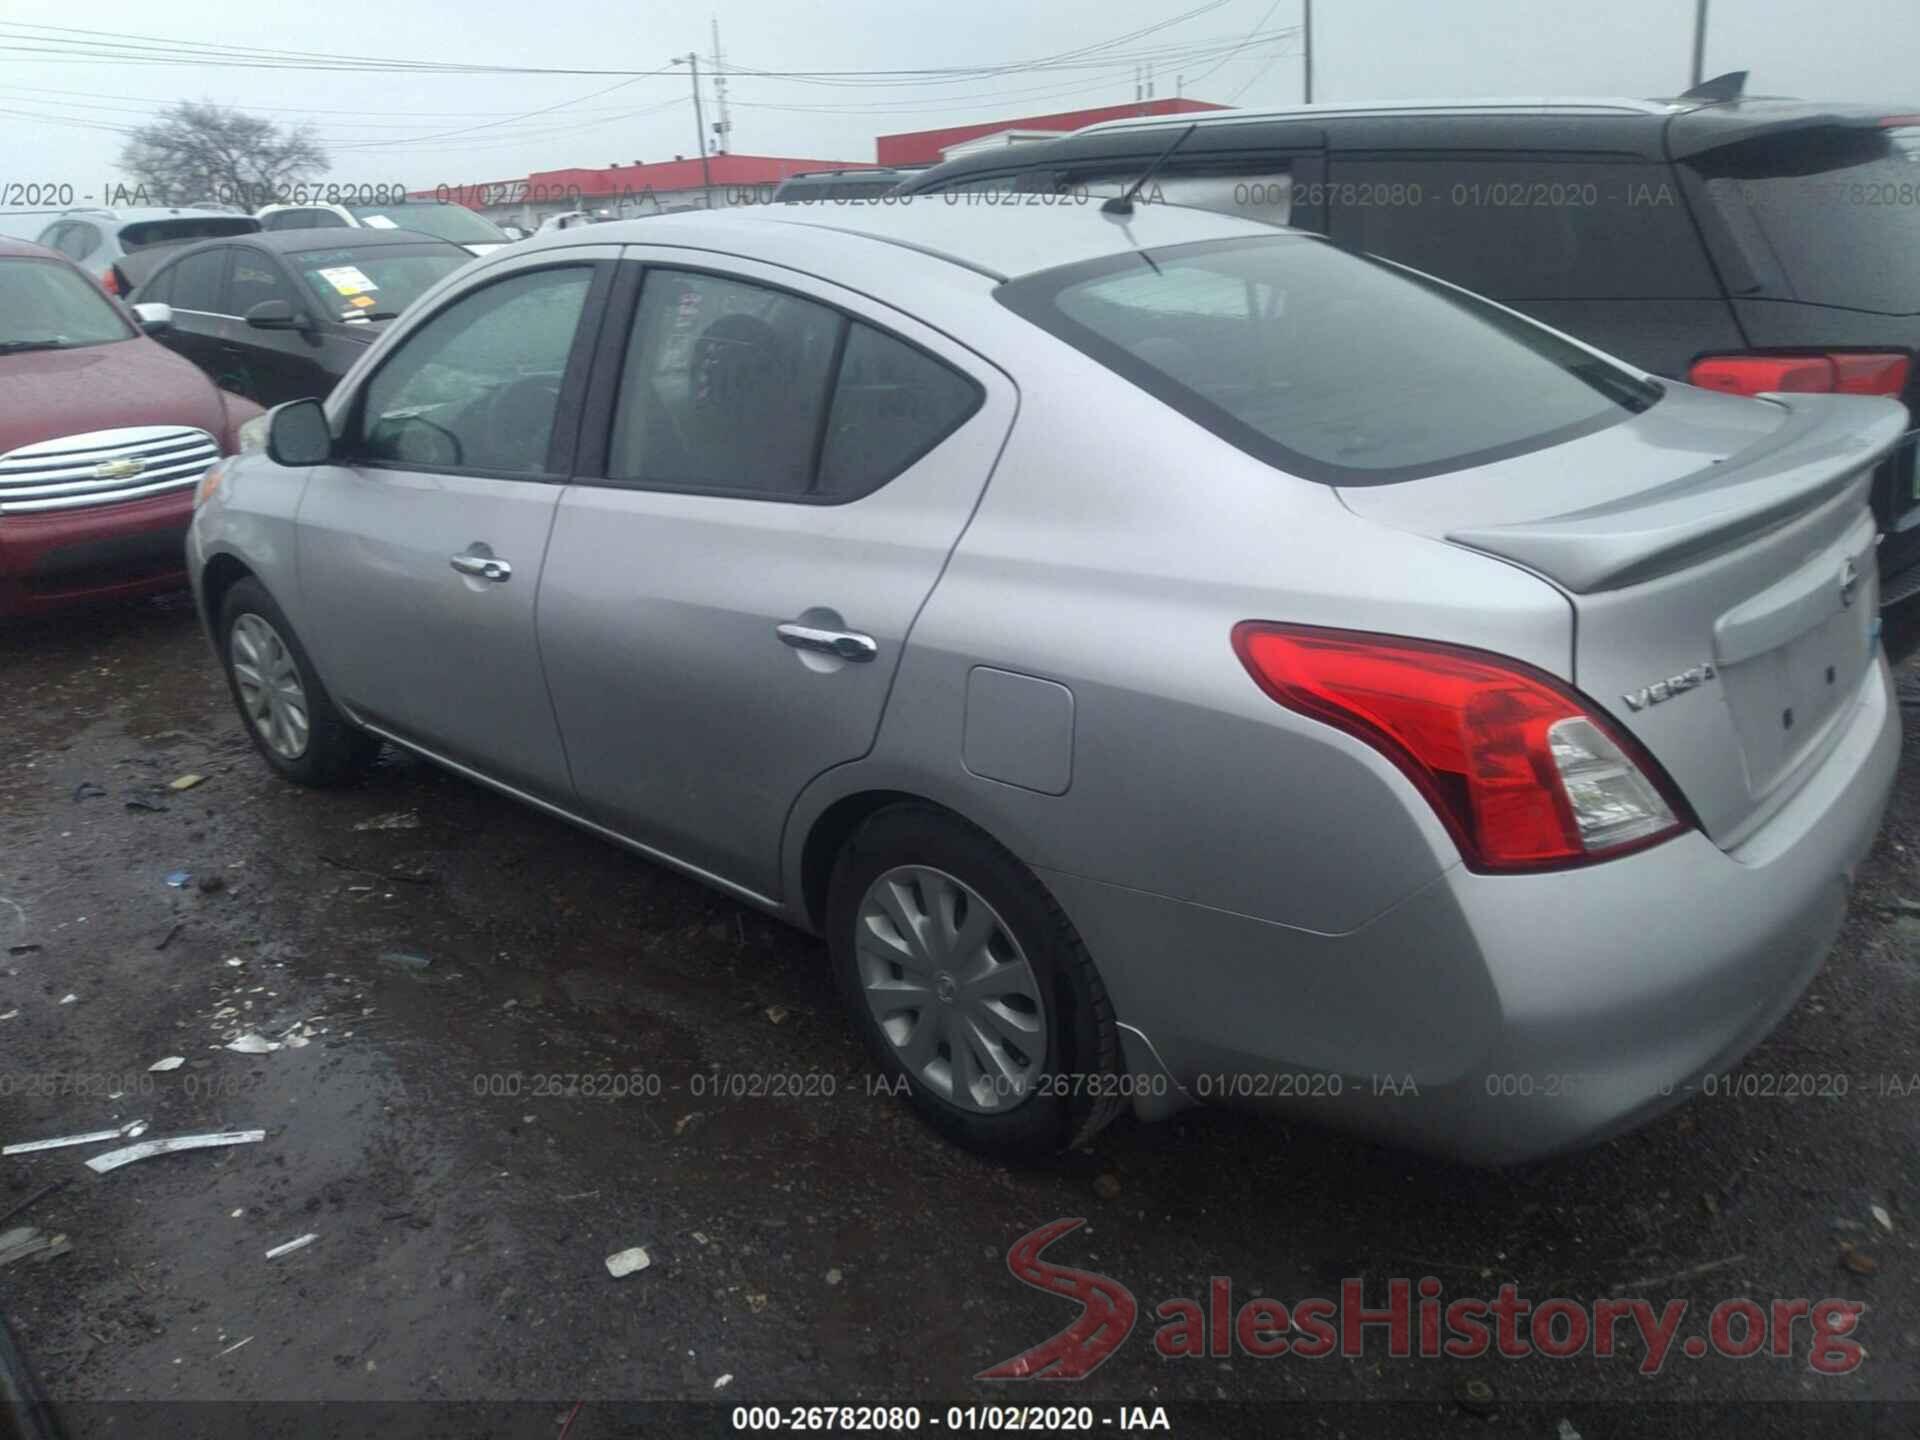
[0,338,70,354]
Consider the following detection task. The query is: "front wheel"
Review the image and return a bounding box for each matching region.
[218,576,379,786]
[826,804,1121,1156]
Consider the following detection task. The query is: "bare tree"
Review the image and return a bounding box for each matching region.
[117,102,328,208]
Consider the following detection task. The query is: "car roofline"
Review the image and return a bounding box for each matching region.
[1073,97,1691,133]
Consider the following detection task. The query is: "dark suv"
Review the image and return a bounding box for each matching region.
[896,85,1920,606]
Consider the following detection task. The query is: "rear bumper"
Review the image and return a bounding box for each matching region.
[1044,656,1900,1166]
[0,488,194,617]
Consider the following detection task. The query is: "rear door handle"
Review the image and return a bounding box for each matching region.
[777,622,877,662]
[450,552,513,582]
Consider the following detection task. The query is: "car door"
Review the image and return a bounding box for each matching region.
[159,244,237,384]
[297,249,613,800]
[223,247,327,405]
[537,253,1015,899]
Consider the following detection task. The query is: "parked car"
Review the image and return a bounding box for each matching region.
[188,205,1901,1164]
[895,82,1920,611]
[535,209,615,233]
[771,167,913,203]
[255,201,513,255]
[0,239,258,618]
[32,207,261,298]
[125,229,474,408]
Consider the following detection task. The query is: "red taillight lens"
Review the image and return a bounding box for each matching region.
[100,267,119,296]
[1232,624,1689,873]
[1688,352,1910,398]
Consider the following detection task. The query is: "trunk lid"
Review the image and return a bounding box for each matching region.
[1340,384,1907,848]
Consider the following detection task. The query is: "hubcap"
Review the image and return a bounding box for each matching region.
[855,865,1046,1113]
[229,612,310,760]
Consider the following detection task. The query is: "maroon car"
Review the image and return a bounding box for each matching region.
[0,238,260,617]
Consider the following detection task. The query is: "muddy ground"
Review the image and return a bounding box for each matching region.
[0,592,1916,1439]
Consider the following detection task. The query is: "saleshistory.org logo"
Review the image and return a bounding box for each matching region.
[978,1219,1868,1380]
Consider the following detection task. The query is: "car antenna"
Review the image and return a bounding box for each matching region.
[1102,123,1201,217]
[1679,70,1747,102]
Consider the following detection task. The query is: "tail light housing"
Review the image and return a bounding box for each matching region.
[100,266,120,296]
[1232,624,1691,873]
[1689,351,1910,398]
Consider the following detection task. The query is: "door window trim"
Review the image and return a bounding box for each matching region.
[336,259,615,484]
[573,257,985,505]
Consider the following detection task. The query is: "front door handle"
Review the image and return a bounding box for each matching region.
[777,621,877,662]
[450,551,513,582]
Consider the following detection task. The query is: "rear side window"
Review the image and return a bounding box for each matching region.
[818,324,981,496]
[1331,158,1716,299]
[999,235,1660,486]
[1691,125,1920,315]
[610,270,843,497]
[168,247,230,312]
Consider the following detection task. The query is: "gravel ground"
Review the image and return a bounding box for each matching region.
[0,593,1915,1439]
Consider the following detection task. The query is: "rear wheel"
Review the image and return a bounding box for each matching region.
[827,804,1121,1156]
[219,577,379,786]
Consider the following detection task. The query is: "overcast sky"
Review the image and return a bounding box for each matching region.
[6,0,1920,192]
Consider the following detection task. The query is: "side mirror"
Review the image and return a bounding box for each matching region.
[131,302,173,335]
[246,298,309,331]
[266,398,333,467]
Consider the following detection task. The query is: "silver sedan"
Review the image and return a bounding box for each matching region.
[187,200,1904,1163]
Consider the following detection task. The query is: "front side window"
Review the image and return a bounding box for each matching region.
[356,265,591,474]
[999,235,1660,485]
[610,270,842,496]
[0,257,135,351]
[228,251,300,315]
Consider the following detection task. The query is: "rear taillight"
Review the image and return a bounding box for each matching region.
[1231,624,1689,873]
[100,267,119,296]
[1689,351,1910,398]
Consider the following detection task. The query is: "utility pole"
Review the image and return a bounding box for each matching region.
[1302,0,1314,103]
[1689,0,1708,89]
[710,18,732,154]
[673,52,712,200]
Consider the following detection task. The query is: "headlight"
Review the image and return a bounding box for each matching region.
[195,459,228,509]
[237,414,270,453]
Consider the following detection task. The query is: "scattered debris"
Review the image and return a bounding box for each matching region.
[169,774,206,792]
[4,1120,148,1156]
[557,1192,599,1203]
[225,958,242,968]
[5,944,36,957]
[825,1267,843,1287]
[225,1033,282,1054]
[765,1004,790,1025]
[0,1227,70,1269]
[1453,1375,1497,1416]
[165,871,191,889]
[149,1057,185,1072]
[0,1012,15,1022]
[124,789,170,813]
[747,1293,768,1314]
[197,875,227,895]
[71,781,106,803]
[379,951,432,972]
[674,1113,699,1135]
[1873,1204,1895,1233]
[1557,1419,1583,1440]
[1610,1255,1745,1293]
[57,994,76,1006]
[1093,1173,1122,1201]
[605,1246,652,1278]
[712,1374,733,1391]
[0,1180,69,1228]
[217,1336,254,1357]
[86,1129,267,1174]
[1841,1248,1880,1277]
[265,1234,317,1260]
[692,1231,710,1246]
[155,922,185,951]
[354,810,421,832]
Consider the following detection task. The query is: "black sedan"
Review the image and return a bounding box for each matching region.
[124,229,472,408]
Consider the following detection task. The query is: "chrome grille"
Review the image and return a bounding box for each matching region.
[0,425,219,514]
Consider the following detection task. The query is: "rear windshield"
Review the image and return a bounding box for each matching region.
[290,244,469,322]
[348,203,505,246]
[0,256,134,350]
[1693,124,1920,314]
[997,236,1660,485]
[117,216,259,251]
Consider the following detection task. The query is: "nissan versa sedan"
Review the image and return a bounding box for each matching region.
[186,204,1903,1164]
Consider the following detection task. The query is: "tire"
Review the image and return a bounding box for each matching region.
[827,803,1122,1156]
[218,576,379,786]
